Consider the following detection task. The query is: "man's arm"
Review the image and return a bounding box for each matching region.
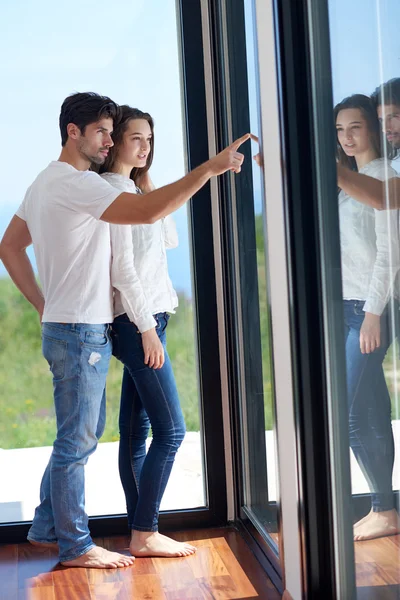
[0,216,45,318]
[337,164,400,210]
[101,134,249,225]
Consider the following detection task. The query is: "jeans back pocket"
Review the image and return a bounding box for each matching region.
[84,330,109,347]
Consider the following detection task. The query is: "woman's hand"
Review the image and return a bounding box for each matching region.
[135,171,155,194]
[360,312,381,354]
[142,327,164,369]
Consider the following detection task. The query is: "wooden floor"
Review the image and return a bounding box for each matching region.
[355,534,400,599]
[264,532,400,598]
[4,528,400,599]
[0,528,281,600]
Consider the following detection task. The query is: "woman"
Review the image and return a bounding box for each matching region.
[100,106,195,558]
[335,94,400,541]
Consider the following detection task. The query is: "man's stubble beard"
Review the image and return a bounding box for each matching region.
[90,153,106,166]
[78,139,106,166]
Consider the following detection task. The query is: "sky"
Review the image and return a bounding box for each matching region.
[329,0,400,103]
[0,0,399,295]
[0,0,191,293]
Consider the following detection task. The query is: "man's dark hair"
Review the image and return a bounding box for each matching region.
[59,92,121,146]
[371,78,400,109]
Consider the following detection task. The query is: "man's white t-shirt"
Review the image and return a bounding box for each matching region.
[16,161,121,324]
[391,157,400,175]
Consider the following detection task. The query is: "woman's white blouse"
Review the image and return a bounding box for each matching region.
[101,172,179,332]
[339,158,400,316]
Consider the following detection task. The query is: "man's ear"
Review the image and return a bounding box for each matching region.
[66,123,81,140]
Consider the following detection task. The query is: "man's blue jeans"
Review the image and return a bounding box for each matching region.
[111,312,186,532]
[27,323,111,562]
[344,300,395,512]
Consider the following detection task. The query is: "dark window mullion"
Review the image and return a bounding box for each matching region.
[0,0,227,545]
[178,0,227,525]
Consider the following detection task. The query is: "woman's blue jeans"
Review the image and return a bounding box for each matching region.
[111,313,186,531]
[344,300,395,512]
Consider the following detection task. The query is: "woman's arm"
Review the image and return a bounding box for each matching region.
[360,206,400,354]
[135,171,155,194]
[337,164,400,210]
[162,216,178,249]
[364,164,400,315]
[110,224,165,368]
[358,164,400,354]
[364,206,400,316]
[110,224,156,333]
[136,171,179,248]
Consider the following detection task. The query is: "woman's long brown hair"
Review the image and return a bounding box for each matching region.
[334,94,386,171]
[99,105,154,184]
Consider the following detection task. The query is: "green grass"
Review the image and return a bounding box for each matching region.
[0,278,199,449]
[0,213,274,450]
[255,213,275,431]
[4,214,397,450]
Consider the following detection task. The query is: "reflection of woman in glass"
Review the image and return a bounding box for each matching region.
[335,94,400,541]
[99,106,195,558]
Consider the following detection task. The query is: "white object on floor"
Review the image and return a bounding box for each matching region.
[2,422,400,523]
[0,432,205,523]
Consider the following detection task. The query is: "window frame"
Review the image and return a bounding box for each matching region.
[0,0,228,545]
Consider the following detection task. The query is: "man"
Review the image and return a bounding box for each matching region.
[0,92,249,569]
[338,78,400,208]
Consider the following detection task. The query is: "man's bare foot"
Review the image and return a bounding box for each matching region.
[130,531,197,558]
[28,539,58,549]
[354,509,400,541]
[61,546,135,569]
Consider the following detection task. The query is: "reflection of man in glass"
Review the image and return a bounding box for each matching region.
[338,78,400,207]
[374,79,400,172]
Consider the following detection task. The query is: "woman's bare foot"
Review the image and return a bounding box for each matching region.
[61,546,135,569]
[353,509,373,531]
[354,509,400,541]
[130,531,197,558]
[28,539,58,549]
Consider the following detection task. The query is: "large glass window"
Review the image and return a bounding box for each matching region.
[0,0,205,524]
[242,0,280,550]
[326,0,400,596]
[218,0,281,560]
